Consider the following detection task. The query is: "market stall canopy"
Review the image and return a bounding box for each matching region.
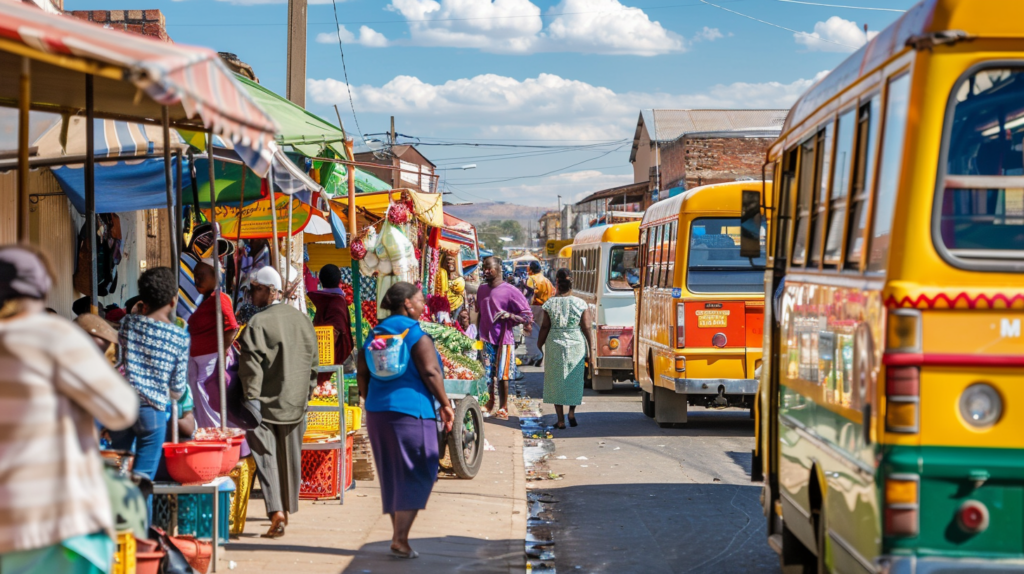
[235,76,346,158]
[0,1,278,175]
[202,193,311,240]
[35,116,192,213]
[191,145,324,207]
[440,212,478,256]
[328,189,443,231]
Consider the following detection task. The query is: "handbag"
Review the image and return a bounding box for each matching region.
[147,526,192,574]
[364,328,412,381]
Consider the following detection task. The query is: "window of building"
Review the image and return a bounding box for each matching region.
[866,73,912,273]
[845,95,881,268]
[824,108,857,264]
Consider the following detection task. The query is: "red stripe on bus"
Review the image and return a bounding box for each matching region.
[882,353,1024,367]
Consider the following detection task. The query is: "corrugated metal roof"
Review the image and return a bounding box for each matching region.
[651,109,789,142]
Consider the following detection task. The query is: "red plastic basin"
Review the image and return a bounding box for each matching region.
[193,428,246,476]
[163,441,229,485]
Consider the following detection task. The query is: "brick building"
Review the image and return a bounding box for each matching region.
[629,109,788,198]
[68,9,171,43]
[355,145,436,193]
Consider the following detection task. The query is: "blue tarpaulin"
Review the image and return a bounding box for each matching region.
[51,156,191,214]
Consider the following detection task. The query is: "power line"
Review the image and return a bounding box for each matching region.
[329,0,365,146]
[772,0,905,12]
[699,0,860,49]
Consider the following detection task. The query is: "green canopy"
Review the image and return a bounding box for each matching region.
[236,75,348,159]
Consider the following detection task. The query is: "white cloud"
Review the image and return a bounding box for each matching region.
[383,0,683,55]
[795,16,879,53]
[316,25,389,47]
[308,71,826,142]
[471,170,633,205]
[693,26,723,42]
[544,0,684,55]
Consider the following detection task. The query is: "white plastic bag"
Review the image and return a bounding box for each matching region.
[380,222,415,262]
[377,257,393,276]
[363,227,379,253]
[360,252,379,276]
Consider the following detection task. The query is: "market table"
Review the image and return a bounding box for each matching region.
[152,476,234,572]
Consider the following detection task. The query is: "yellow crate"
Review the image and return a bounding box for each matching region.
[113,531,136,574]
[305,404,361,434]
[315,326,335,365]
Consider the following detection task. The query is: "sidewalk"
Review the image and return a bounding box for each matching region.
[224,414,526,574]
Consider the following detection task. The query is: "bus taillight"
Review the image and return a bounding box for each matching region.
[884,474,920,537]
[886,366,919,433]
[676,302,685,348]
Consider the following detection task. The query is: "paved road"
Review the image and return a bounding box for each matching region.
[519,367,781,574]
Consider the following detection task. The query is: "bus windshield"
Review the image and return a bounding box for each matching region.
[940,68,1024,264]
[608,245,639,290]
[687,217,766,293]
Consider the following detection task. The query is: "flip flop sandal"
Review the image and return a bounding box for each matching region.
[496,408,509,420]
[261,522,285,539]
[391,548,419,559]
[568,417,578,427]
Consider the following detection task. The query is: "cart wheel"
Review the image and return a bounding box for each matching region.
[448,396,484,479]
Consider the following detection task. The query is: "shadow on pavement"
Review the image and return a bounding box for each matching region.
[341,536,523,574]
[532,482,779,574]
[537,409,756,439]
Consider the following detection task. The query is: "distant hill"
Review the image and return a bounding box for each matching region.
[446,202,555,228]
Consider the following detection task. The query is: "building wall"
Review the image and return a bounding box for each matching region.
[632,124,653,186]
[67,10,171,43]
[659,136,775,191]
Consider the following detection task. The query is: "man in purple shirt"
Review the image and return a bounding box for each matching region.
[475,256,532,419]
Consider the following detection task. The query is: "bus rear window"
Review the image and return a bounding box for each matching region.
[939,68,1024,266]
[608,246,639,291]
[687,218,765,293]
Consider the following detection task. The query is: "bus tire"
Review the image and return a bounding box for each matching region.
[592,375,614,393]
[641,389,655,418]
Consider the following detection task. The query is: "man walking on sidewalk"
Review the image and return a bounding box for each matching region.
[523,260,553,366]
[239,267,319,539]
[476,256,532,419]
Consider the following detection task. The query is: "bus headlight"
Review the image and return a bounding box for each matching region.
[959,383,1002,428]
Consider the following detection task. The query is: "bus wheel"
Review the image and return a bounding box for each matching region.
[641,389,655,418]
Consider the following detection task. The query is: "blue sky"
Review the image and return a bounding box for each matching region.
[62,0,918,207]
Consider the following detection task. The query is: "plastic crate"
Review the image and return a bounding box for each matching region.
[113,531,136,574]
[315,326,335,365]
[300,435,353,500]
[306,404,361,433]
[152,492,230,545]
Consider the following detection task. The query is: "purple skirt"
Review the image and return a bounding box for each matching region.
[366,410,439,514]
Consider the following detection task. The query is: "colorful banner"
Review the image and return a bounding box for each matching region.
[203,194,311,239]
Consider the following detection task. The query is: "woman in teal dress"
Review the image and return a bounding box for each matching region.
[537,271,592,429]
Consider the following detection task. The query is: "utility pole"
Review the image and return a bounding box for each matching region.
[556,195,562,240]
[390,116,397,188]
[286,0,307,108]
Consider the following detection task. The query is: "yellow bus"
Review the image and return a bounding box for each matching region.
[635,181,768,426]
[755,1,1024,572]
[570,221,641,391]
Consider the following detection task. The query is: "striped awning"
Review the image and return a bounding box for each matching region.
[0,1,278,175]
[34,116,188,159]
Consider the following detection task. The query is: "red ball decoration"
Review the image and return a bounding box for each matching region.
[387,202,410,225]
[350,238,367,260]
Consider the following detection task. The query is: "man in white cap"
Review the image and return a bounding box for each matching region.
[238,264,319,538]
[236,266,282,326]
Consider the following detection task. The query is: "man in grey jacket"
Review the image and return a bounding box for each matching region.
[239,267,319,538]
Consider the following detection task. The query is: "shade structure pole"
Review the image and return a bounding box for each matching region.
[345,137,363,349]
[162,107,177,321]
[208,135,227,430]
[268,164,280,278]
[285,196,293,294]
[17,57,30,243]
[231,169,246,303]
[85,74,98,314]
[175,151,184,260]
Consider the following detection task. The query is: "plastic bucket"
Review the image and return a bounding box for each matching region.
[163,441,229,485]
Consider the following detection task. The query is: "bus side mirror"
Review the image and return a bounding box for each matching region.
[740,189,762,259]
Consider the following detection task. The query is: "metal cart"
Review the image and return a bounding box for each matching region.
[438,378,486,479]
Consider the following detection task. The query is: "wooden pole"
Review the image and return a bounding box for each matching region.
[208,134,228,430]
[17,57,30,243]
[285,193,293,293]
[345,137,363,349]
[268,163,280,277]
[162,107,177,318]
[85,74,98,314]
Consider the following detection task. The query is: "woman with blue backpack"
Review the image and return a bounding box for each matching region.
[357,281,455,559]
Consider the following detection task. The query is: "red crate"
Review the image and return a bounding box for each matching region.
[300,435,353,500]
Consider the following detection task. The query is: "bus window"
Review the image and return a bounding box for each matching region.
[938,67,1024,263]
[866,74,911,273]
[824,107,857,264]
[687,217,766,293]
[792,136,816,265]
[845,95,881,268]
[667,221,677,287]
[809,123,834,265]
[776,151,798,263]
[647,226,659,287]
[608,245,640,290]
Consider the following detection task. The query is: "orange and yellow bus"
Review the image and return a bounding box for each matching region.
[635,181,768,426]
